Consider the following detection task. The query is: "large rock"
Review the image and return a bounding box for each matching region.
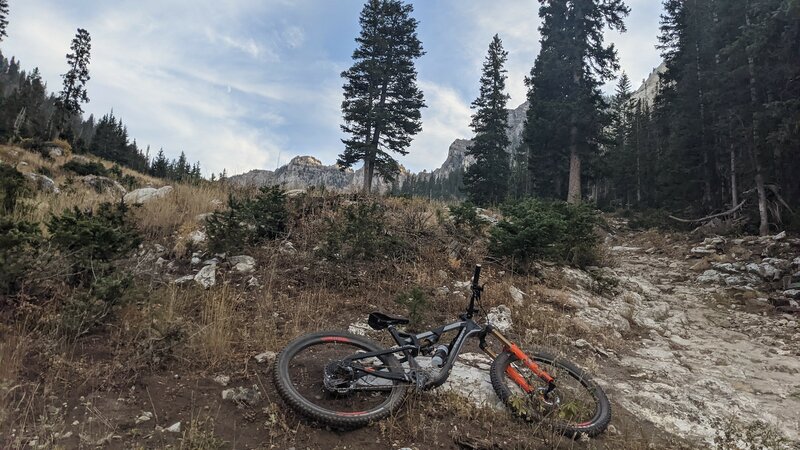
[24,172,60,194]
[81,175,127,196]
[746,262,782,281]
[221,385,262,407]
[195,265,216,289]
[123,186,173,205]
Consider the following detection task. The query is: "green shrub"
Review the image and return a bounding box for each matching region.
[0,163,27,214]
[0,218,42,295]
[61,274,132,336]
[490,199,599,268]
[62,159,109,176]
[48,202,141,286]
[321,201,405,260]
[395,287,430,331]
[449,201,488,234]
[206,185,288,253]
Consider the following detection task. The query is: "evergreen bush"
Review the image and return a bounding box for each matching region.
[62,159,109,176]
[490,199,599,268]
[206,185,288,253]
[321,201,405,260]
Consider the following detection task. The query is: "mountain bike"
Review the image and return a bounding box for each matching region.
[272,265,611,438]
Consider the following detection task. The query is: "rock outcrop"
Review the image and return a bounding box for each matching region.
[123,186,174,205]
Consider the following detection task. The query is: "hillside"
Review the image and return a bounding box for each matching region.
[2,144,799,449]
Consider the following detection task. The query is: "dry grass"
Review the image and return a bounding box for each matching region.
[133,183,227,240]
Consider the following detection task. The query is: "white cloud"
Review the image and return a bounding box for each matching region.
[399,80,472,172]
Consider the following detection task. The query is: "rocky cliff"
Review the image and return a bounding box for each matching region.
[229,155,406,193]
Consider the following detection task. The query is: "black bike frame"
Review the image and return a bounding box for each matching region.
[342,264,488,390]
[343,318,487,390]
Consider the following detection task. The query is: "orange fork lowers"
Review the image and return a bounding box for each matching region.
[482,328,555,393]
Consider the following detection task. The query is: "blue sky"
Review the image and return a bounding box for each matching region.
[2,0,664,176]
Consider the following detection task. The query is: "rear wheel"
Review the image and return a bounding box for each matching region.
[490,349,611,438]
[273,331,408,429]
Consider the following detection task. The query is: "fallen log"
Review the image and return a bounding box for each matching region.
[669,200,746,224]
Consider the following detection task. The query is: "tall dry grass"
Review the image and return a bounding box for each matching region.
[191,283,238,368]
[133,183,227,240]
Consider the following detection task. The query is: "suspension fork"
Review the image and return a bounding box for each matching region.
[480,327,555,394]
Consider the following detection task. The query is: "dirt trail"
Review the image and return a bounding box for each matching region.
[596,240,800,446]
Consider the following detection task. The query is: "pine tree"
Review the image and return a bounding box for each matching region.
[55,28,91,136]
[150,149,169,178]
[0,0,9,42]
[339,0,426,193]
[521,0,629,204]
[463,34,511,206]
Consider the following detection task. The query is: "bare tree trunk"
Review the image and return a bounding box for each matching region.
[730,143,738,208]
[362,157,374,194]
[746,7,769,236]
[567,120,581,204]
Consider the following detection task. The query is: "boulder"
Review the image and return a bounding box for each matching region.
[81,175,127,196]
[195,265,216,289]
[24,172,60,194]
[746,262,782,281]
[773,231,787,241]
[123,186,173,205]
[285,189,306,198]
[784,290,800,300]
[229,255,256,273]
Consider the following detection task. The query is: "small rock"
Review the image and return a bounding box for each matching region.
[784,290,800,300]
[135,411,153,424]
[773,231,787,241]
[279,241,297,255]
[285,189,306,198]
[191,256,201,265]
[574,339,590,349]
[247,276,261,288]
[165,422,181,433]
[229,255,256,273]
[195,265,216,289]
[188,230,207,245]
[213,375,230,386]
[254,351,277,364]
[436,286,450,296]
[437,270,448,280]
[690,259,712,272]
[691,246,718,256]
[195,212,213,223]
[487,305,512,332]
[173,275,195,285]
[222,385,262,406]
[509,286,525,305]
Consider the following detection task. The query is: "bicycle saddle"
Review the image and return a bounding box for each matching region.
[367,312,410,330]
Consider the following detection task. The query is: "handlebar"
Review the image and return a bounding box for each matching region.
[472,264,482,288]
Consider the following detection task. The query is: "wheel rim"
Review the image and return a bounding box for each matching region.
[504,355,601,430]
[284,337,399,416]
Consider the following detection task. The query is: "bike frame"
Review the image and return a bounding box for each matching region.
[339,265,555,394]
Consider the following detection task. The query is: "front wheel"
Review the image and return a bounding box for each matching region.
[490,349,611,438]
[272,331,408,429]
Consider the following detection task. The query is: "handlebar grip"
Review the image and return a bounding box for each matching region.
[472,264,482,287]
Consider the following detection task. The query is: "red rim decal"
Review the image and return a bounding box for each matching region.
[338,411,367,416]
[321,336,351,343]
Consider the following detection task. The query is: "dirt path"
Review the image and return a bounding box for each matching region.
[594,241,800,446]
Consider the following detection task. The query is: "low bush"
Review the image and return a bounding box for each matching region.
[206,185,288,253]
[320,201,405,260]
[48,201,141,286]
[0,218,42,295]
[490,199,600,268]
[62,159,109,177]
[395,287,430,331]
[0,163,27,214]
[449,201,488,234]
